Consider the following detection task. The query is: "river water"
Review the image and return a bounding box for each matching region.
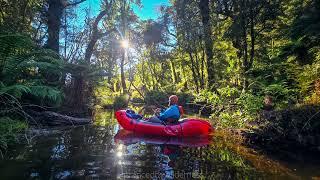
[0,110,319,179]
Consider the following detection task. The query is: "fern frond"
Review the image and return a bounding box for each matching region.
[0,84,31,98]
[29,85,63,103]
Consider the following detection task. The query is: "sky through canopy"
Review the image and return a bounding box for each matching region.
[76,0,170,22]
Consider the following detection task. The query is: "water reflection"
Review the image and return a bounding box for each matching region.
[114,129,212,147]
[114,129,212,179]
[113,129,295,179]
[0,110,318,179]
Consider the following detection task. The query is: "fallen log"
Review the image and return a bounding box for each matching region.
[27,110,92,126]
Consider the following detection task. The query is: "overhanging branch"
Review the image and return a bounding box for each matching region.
[65,0,87,7]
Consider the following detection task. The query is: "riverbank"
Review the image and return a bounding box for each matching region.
[243,105,320,152]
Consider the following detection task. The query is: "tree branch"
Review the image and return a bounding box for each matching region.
[98,27,117,38]
[85,1,113,63]
[65,0,87,7]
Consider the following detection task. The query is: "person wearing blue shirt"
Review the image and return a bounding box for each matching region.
[148,95,181,124]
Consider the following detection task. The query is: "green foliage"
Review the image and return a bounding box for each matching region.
[94,80,117,107]
[0,117,27,157]
[298,57,320,93]
[113,95,129,110]
[93,110,117,126]
[0,0,44,33]
[145,90,168,105]
[218,86,241,100]
[195,87,263,128]
[195,89,221,106]
[218,111,245,128]
[0,34,64,106]
[29,85,63,104]
[237,93,264,116]
[0,33,64,155]
[263,83,297,109]
[144,90,194,106]
[175,92,194,106]
[0,83,31,98]
[0,83,62,104]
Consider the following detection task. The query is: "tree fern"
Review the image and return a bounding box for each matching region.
[0,34,64,106]
[29,85,63,104]
[0,84,31,98]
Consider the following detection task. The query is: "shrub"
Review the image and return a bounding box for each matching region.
[195,89,221,106]
[144,90,168,106]
[262,83,298,109]
[175,92,194,106]
[113,95,129,110]
[218,86,240,100]
[0,34,64,107]
[94,80,119,107]
[236,93,264,117]
[0,117,27,157]
[217,111,245,128]
[144,90,194,107]
[195,87,264,128]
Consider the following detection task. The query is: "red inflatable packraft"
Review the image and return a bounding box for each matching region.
[115,110,213,137]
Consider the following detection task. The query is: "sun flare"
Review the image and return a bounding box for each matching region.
[121,40,129,48]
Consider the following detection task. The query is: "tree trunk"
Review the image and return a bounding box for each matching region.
[199,0,215,88]
[120,0,128,93]
[46,0,87,52]
[141,59,146,85]
[242,24,248,90]
[68,7,108,109]
[64,10,68,58]
[67,74,86,111]
[85,9,108,63]
[188,51,200,93]
[249,5,255,69]
[120,50,127,93]
[180,61,188,90]
[46,0,64,52]
[28,110,91,126]
[147,62,156,90]
[200,47,205,88]
[169,59,177,83]
[195,51,202,89]
[241,1,249,90]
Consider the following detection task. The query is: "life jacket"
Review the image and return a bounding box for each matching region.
[166,106,184,124]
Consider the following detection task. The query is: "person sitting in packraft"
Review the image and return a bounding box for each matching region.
[148,95,183,124]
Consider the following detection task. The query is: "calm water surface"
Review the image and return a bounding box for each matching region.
[0,110,319,179]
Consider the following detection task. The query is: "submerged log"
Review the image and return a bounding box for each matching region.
[27,110,92,126]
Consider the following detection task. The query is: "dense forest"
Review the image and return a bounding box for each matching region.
[0,0,320,155]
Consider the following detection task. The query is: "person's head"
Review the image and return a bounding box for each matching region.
[168,95,178,106]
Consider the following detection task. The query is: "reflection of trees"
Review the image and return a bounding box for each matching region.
[3,124,118,179]
[93,110,117,127]
[118,143,164,177]
[114,130,297,179]
[118,141,263,179]
[174,146,259,179]
[170,130,296,179]
[65,125,116,178]
[1,120,297,179]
